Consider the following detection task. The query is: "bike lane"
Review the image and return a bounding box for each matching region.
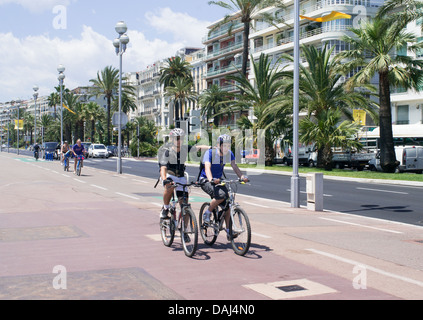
[1,152,422,302]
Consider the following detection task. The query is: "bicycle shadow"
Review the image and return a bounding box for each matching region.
[168,240,272,261]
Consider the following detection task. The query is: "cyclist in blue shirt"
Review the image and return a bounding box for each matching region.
[72,139,85,174]
[199,134,248,239]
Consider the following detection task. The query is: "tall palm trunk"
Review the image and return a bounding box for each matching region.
[242,21,250,77]
[379,71,397,173]
[107,95,112,145]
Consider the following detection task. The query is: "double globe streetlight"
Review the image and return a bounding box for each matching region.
[33,85,39,145]
[113,21,130,174]
[57,65,65,152]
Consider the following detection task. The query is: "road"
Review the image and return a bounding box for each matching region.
[84,155,423,227]
[4,148,423,226]
[2,150,423,302]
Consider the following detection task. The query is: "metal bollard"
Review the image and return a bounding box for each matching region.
[306,173,324,211]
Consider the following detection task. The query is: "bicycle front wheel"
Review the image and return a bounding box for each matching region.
[160,215,176,247]
[181,207,198,258]
[229,207,251,256]
[199,203,218,246]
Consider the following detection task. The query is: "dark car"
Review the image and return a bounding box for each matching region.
[42,142,60,160]
[107,145,117,157]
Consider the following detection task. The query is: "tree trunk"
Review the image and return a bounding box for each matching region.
[379,71,397,173]
[322,145,333,171]
[106,95,111,146]
[242,21,250,78]
[91,120,95,143]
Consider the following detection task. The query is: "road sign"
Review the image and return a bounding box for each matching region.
[112,112,128,127]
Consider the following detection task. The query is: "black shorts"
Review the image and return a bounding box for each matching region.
[201,180,229,201]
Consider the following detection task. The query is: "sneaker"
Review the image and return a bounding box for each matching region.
[226,229,239,241]
[160,208,169,219]
[183,233,191,243]
[203,211,211,224]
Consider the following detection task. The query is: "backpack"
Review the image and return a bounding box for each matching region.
[197,147,228,182]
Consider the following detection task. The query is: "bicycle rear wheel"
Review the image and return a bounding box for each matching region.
[199,203,218,246]
[229,207,251,256]
[181,207,198,258]
[160,212,176,247]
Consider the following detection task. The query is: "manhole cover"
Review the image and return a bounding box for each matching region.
[277,285,307,293]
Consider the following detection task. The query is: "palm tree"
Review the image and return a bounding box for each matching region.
[23,112,34,144]
[377,0,423,31]
[63,92,80,143]
[208,0,284,77]
[47,92,60,119]
[268,44,379,168]
[89,66,119,146]
[227,53,291,165]
[339,18,423,172]
[164,78,198,124]
[40,114,53,143]
[199,84,233,127]
[82,102,104,143]
[300,108,363,171]
[159,56,193,123]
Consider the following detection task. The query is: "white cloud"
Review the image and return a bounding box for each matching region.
[0,7,211,101]
[145,7,210,46]
[0,0,74,13]
[0,26,188,101]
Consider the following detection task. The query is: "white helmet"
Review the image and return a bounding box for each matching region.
[169,128,185,138]
[217,134,231,145]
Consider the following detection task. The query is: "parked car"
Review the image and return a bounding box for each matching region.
[368,146,423,173]
[88,144,109,158]
[81,142,91,158]
[332,151,376,171]
[401,146,423,173]
[244,149,260,164]
[107,145,117,157]
[42,142,60,160]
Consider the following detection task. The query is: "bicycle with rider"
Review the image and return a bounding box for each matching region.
[158,128,209,219]
[199,134,249,240]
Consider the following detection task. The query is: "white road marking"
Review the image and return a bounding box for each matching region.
[356,187,408,195]
[307,249,423,288]
[319,217,403,234]
[132,179,148,184]
[91,184,108,191]
[243,201,270,209]
[116,192,139,200]
[252,232,271,239]
[74,179,86,184]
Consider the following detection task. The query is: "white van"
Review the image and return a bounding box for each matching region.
[369,146,423,173]
[399,146,423,173]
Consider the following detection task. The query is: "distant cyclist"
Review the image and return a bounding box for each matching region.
[158,128,209,220]
[72,139,85,174]
[61,141,70,165]
[33,143,41,160]
[199,134,249,240]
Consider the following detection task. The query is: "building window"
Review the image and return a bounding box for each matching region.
[397,105,409,125]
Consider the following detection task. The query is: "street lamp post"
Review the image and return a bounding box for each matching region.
[33,85,39,145]
[291,0,300,208]
[58,65,65,154]
[113,21,130,174]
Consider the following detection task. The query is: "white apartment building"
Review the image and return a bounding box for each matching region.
[127,59,168,128]
[249,0,423,146]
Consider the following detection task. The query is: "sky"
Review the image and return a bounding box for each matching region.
[0,0,229,102]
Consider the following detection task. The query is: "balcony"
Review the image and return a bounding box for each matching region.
[252,25,351,54]
[205,62,243,79]
[205,42,243,61]
[203,22,244,43]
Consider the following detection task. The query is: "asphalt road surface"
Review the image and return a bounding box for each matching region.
[4,148,423,227]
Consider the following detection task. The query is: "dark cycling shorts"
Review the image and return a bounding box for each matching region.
[201,180,229,201]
